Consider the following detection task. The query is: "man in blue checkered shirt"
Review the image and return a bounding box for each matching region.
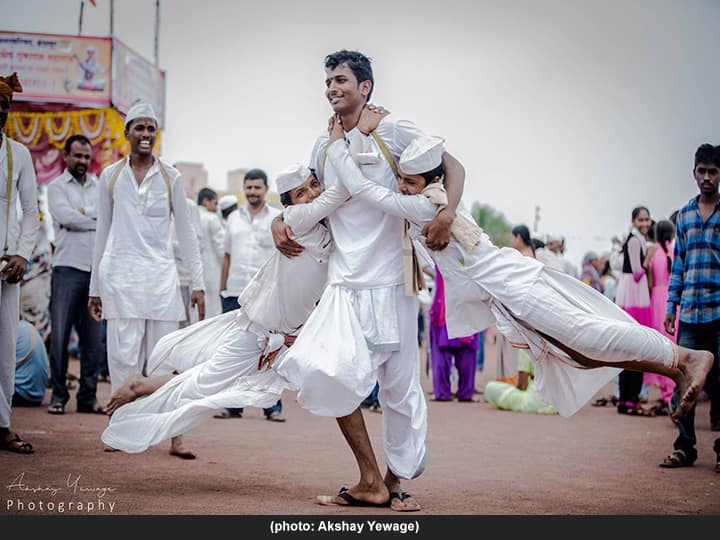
[660,143,720,472]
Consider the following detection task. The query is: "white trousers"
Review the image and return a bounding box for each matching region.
[106,318,178,394]
[373,290,428,480]
[102,321,284,453]
[0,281,20,428]
[492,269,676,416]
[278,284,428,480]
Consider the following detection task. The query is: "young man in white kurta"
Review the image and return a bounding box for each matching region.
[0,72,39,453]
[88,107,204,397]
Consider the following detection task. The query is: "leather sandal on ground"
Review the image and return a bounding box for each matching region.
[0,432,34,454]
[76,403,107,415]
[47,402,65,415]
[659,449,695,468]
[389,491,421,512]
[213,410,242,419]
[317,486,389,507]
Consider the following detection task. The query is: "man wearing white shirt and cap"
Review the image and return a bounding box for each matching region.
[0,72,38,455]
[88,102,204,459]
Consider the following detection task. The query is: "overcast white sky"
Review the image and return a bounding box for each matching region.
[4,0,719,266]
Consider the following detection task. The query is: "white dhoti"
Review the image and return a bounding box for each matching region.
[106,318,179,393]
[487,268,676,417]
[102,315,287,453]
[277,284,427,480]
[0,281,20,428]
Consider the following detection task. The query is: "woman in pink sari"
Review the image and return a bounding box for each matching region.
[643,220,678,415]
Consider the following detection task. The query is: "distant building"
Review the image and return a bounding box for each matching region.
[226,168,249,194]
[174,162,208,200]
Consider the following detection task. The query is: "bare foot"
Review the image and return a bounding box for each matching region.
[317,482,389,507]
[673,349,713,420]
[169,436,196,460]
[103,445,119,453]
[106,374,145,416]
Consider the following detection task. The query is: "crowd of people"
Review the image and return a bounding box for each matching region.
[1,47,718,514]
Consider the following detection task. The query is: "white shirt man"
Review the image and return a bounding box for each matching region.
[89,104,204,400]
[197,188,224,318]
[46,135,105,414]
[221,174,280,309]
[0,72,39,453]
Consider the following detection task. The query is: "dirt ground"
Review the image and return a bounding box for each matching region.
[1,341,718,516]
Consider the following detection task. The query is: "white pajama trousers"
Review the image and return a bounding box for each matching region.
[0,281,20,428]
[102,321,285,453]
[106,318,179,394]
[492,268,676,417]
[277,285,428,480]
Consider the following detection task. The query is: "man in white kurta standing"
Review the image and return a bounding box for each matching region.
[273,51,465,510]
[217,168,285,421]
[0,72,38,454]
[197,188,224,318]
[88,102,205,459]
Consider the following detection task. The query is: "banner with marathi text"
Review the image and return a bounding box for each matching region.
[0,31,112,108]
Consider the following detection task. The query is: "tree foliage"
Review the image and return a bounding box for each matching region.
[470,202,513,247]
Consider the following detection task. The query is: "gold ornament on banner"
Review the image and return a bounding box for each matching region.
[2,108,155,169]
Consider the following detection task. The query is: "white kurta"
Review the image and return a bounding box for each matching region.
[0,136,38,429]
[198,205,224,317]
[101,208,336,453]
[89,157,204,321]
[328,139,676,417]
[279,117,429,480]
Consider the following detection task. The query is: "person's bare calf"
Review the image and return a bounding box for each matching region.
[317,408,389,507]
[105,374,173,415]
[536,331,713,420]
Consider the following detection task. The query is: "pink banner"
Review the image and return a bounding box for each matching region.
[0,31,112,108]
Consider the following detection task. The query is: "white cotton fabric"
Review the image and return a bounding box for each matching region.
[102,320,285,453]
[0,136,38,261]
[89,158,204,320]
[102,220,334,453]
[198,206,224,317]
[106,318,178,393]
[222,203,280,297]
[330,139,675,417]
[0,281,20,428]
[46,170,99,271]
[276,163,312,195]
[398,134,445,175]
[125,102,158,124]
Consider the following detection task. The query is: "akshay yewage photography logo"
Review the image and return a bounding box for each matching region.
[4,471,118,513]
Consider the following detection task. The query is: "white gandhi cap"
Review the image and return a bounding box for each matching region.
[125,102,158,125]
[399,135,445,175]
[218,194,238,211]
[276,163,313,194]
